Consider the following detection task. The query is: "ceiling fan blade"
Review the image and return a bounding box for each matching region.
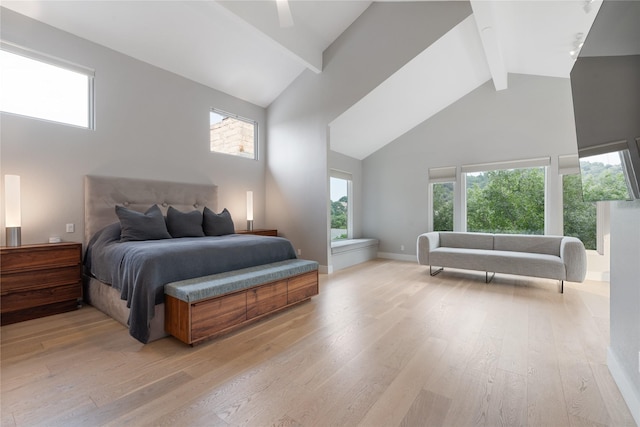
[276,0,294,28]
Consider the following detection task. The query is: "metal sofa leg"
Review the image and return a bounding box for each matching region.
[486,272,495,283]
[430,265,443,276]
[560,280,564,293]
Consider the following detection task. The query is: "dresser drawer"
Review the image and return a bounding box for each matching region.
[1,283,81,313]
[1,266,81,293]
[0,242,82,325]
[247,280,288,319]
[191,292,247,341]
[287,271,319,304]
[1,244,81,273]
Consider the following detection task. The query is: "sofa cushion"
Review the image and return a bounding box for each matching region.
[430,248,494,272]
[485,250,566,280]
[429,247,566,280]
[494,234,562,256]
[439,232,494,250]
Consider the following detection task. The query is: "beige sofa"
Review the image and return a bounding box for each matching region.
[417,232,587,293]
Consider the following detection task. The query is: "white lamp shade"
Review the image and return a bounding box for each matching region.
[4,175,21,227]
[246,191,254,221]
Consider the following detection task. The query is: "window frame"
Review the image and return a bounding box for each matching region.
[560,154,610,256]
[209,108,258,160]
[330,169,353,241]
[0,41,95,129]
[428,166,457,232]
[461,157,550,235]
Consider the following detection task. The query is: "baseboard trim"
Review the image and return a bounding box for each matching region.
[607,347,640,426]
[318,265,332,274]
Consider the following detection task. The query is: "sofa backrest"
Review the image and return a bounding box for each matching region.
[439,232,494,250]
[493,234,563,256]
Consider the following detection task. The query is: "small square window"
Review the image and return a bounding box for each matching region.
[210,110,257,159]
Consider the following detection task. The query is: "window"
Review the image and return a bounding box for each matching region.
[578,151,634,202]
[330,170,352,241]
[209,109,257,159]
[432,182,454,232]
[564,151,631,254]
[563,173,597,250]
[464,160,547,234]
[429,166,456,232]
[0,43,94,129]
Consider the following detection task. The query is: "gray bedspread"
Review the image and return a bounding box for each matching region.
[84,223,297,343]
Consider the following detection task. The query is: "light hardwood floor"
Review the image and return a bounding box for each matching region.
[1,259,635,427]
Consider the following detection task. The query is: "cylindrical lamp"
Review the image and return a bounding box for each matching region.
[246,190,254,231]
[4,175,21,246]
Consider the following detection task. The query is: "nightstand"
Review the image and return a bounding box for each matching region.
[1,242,83,325]
[236,229,278,237]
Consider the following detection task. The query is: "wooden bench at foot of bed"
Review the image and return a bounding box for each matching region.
[164,259,319,345]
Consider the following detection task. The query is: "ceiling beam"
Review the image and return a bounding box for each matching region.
[470,0,507,91]
[215,0,322,73]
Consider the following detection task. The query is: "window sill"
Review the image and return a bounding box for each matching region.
[331,238,379,255]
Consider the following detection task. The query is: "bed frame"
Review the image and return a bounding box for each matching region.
[83,175,218,342]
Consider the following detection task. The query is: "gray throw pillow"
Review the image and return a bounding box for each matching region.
[166,206,205,238]
[203,207,235,236]
[116,204,172,241]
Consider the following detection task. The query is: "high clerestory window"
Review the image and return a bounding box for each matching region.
[209,109,257,160]
[0,42,95,129]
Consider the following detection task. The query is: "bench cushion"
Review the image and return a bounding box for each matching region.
[331,238,379,254]
[165,259,319,303]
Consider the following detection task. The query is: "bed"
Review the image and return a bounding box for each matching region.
[83,175,297,343]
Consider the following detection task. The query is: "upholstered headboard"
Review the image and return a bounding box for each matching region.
[84,175,217,245]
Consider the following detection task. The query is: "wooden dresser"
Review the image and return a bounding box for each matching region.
[1,242,83,325]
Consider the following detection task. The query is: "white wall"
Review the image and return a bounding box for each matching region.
[609,200,640,424]
[362,74,579,255]
[0,8,267,246]
[266,2,472,269]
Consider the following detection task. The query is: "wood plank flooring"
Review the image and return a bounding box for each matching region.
[1,259,636,426]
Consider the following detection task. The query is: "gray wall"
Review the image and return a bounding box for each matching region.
[266,1,472,268]
[362,74,577,255]
[1,8,267,246]
[609,200,640,419]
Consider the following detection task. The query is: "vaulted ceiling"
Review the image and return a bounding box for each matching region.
[2,1,606,159]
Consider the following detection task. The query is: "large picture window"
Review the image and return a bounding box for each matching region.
[0,44,94,129]
[210,109,257,159]
[465,162,546,235]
